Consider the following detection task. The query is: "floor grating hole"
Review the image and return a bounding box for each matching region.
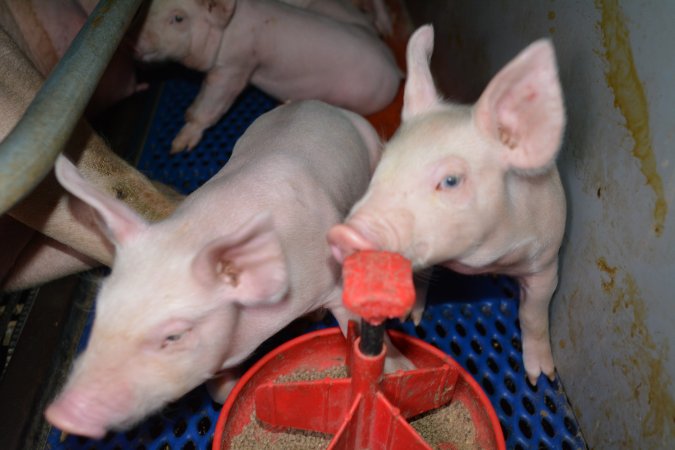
[455,323,467,337]
[527,380,539,393]
[508,355,521,373]
[487,356,499,373]
[466,357,479,375]
[482,377,495,395]
[511,336,522,352]
[519,418,533,439]
[197,417,211,436]
[545,394,557,414]
[470,339,482,354]
[542,417,555,438]
[564,416,579,435]
[414,325,427,339]
[495,320,507,335]
[522,396,535,415]
[450,340,462,356]
[173,419,187,437]
[125,429,139,441]
[500,398,513,416]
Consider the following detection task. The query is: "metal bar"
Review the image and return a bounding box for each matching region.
[0,0,145,215]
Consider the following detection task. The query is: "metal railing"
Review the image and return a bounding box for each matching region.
[0,0,145,214]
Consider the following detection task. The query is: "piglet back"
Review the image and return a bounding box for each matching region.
[229,100,381,213]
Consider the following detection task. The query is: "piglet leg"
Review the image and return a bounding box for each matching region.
[519,264,558,384]
[206,367,242,404]
[172,66,252,154]
[409,268,432,325]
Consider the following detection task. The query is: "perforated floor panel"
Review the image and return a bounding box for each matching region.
[44,75,587,450]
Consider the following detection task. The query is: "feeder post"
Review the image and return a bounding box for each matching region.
[360,322,385,356]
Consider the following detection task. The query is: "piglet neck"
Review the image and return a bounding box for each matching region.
[183,24,225,71]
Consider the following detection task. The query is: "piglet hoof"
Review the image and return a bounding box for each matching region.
[409,307,424,326]
[522,338,556,385]
[206,369,241,404]
[171,124,205,154]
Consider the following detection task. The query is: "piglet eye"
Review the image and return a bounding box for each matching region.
[172,15,184,24]
[437,175,461,190]
[161,333,183,348]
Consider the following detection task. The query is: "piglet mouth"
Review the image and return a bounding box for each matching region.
[133,48,158,62]
[127,38,159,62]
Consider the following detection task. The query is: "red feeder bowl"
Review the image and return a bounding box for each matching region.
[213,324,505,449]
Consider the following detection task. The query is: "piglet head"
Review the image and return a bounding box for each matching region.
[131,0,235,69]
[45,156,288,437]
[329,24,565,268]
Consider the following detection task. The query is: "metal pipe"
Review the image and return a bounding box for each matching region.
[0,0,145,214]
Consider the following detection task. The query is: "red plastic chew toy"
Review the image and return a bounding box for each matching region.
[342,250,416,325]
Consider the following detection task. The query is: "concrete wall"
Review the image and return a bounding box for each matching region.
[403,1,674,448]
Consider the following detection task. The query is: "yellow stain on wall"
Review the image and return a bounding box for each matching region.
[596,257,617,293]
[599,257,675,442]
[596,0,667,236]
[547,9,556,34]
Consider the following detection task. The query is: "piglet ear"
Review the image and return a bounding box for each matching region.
[473,39,565,173]
[402,24,442,122]
[191,213,289,306]
[197,0,236,27]
[54,155,148,246]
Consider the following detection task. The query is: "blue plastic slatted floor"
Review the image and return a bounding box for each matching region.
[45,74,587,450]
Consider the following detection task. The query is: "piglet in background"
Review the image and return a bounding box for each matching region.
[329,25,567,384]
[132,0,401,153]
[45,100,381,438]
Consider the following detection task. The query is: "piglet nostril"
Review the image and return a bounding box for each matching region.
[329,243,345,264]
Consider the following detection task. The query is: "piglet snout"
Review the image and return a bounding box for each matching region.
[45,392,108,439]
[328,223,378,263]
